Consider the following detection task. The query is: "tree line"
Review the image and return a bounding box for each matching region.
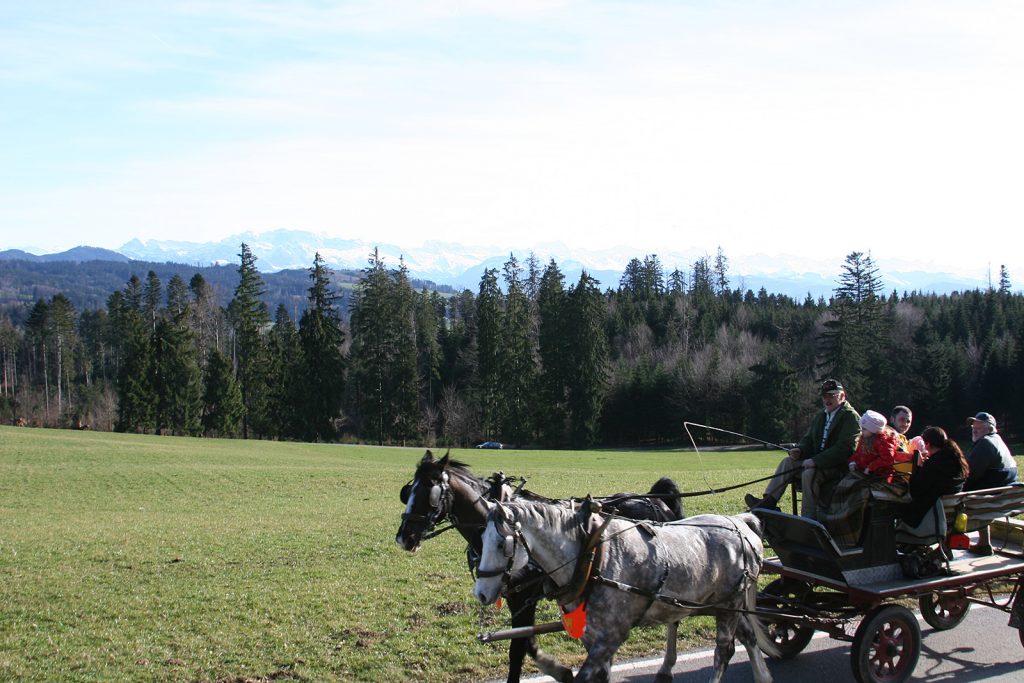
[1,244,1020,447]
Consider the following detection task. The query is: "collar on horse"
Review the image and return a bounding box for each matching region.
[546,500,614,607]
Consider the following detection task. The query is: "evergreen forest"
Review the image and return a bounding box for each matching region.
[1,244,1021,448]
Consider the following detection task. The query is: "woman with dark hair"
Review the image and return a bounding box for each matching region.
[897,426,969,527]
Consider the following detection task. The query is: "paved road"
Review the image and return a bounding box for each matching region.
[508,603,1022,682]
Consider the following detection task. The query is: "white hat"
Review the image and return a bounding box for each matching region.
[860,410,886,434]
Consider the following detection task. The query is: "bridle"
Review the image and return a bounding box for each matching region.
[475,503,525,586]
[400,470,452,536]
[476,500,612,605]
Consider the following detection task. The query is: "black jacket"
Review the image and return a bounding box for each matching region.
[899,446,966,527]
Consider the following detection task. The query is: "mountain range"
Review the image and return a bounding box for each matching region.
[2,229,991,300]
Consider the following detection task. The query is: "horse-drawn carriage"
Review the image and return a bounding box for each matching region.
[396,450,1024,683]
[754,483,1024,683]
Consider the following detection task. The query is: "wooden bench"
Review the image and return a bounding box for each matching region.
[940,483,1024,532]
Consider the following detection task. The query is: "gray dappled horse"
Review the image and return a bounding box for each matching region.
[396,451,683,683]
[475,498,777,683]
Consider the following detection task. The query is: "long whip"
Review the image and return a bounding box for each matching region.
[683,421,797,496]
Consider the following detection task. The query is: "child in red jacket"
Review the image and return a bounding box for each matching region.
[849,410,901,481]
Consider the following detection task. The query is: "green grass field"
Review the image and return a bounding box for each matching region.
[6,428,1014,682]
[0,427,787,682]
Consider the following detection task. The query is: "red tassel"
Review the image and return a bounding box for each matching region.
[561,603,587,639]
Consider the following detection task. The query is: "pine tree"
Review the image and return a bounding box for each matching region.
[294,253,346,441]
[713,247,730,296]
[536,260,569,445]
[143,270,162,334]
[820,251,885,402]
[202,348,244,437]
[228,243,271,438]
[112,278,154,432]
[475,268,503,440]
[267,304,300,439]
[499,254,537,445]
[46,294,78,422]
[166,274,190,318]
[748,353,799,444]
[152,314,203,436]
[566,272,609,447]
[414,290,443,416]
[348,249,417,444]
[999,265,1012,295]
[24,300,51,420]
[389,261,420,442]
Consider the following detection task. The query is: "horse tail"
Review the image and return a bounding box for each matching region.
[649,476,684,520]
[746,579,782,659]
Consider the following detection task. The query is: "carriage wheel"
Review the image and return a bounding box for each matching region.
[851,605,921,683]
[757,578,815,659]
[919,592,970,630]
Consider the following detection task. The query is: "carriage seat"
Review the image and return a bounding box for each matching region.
[894,497,946,545]
[940,483,1024,532]
[754,506,902,585]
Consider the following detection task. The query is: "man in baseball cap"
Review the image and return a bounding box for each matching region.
[964,411,1018,554]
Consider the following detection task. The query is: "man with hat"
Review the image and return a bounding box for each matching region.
[963,411,1018,555]
[746,379,861,519]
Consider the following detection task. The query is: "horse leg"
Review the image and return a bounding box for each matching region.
[734,614,774,683]
[575,621,632,683]
[652,621,678,683]
[507,593,573,683]
[708,613,739,683]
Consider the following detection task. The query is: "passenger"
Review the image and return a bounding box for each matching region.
[848,410,900,481]
[965,412,1018,490]
[964,412,1019,555]
[745,379,860,520]
[889,405,913,453]
[896,426,968,528]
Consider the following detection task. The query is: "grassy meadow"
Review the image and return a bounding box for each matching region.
[0,427,799,681]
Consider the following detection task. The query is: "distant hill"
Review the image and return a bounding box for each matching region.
[0,258,452,325]
[0,245,130,264]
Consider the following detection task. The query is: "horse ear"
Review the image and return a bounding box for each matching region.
[421,450,434,464]
[438,453,450,467]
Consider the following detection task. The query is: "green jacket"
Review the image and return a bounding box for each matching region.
[797,400,861,474]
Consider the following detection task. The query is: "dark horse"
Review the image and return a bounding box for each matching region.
[396,450,684,683]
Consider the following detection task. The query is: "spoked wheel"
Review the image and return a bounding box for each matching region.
[919,592,970,630]
[756,578,815,659]
[851,604,921,683]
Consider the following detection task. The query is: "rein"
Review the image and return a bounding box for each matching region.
[582,465,804,505]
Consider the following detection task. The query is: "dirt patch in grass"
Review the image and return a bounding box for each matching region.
[435,601,470,616]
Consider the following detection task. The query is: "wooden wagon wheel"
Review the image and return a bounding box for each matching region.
[851,604,921,683]
[918,591,970,630]
[756,578,816,659]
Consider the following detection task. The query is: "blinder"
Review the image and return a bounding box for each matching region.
[399,482,412,504]
[503,531,516,558]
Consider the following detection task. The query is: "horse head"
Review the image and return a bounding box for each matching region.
[396,450,455,552]
[474,502,528,605]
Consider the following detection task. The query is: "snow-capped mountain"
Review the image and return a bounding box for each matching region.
[9,229,991,299]
[117,229,990,298]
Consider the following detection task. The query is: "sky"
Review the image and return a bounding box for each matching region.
[2,0,1023,280]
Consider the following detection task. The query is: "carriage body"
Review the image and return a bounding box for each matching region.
[753,483,1024,683]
